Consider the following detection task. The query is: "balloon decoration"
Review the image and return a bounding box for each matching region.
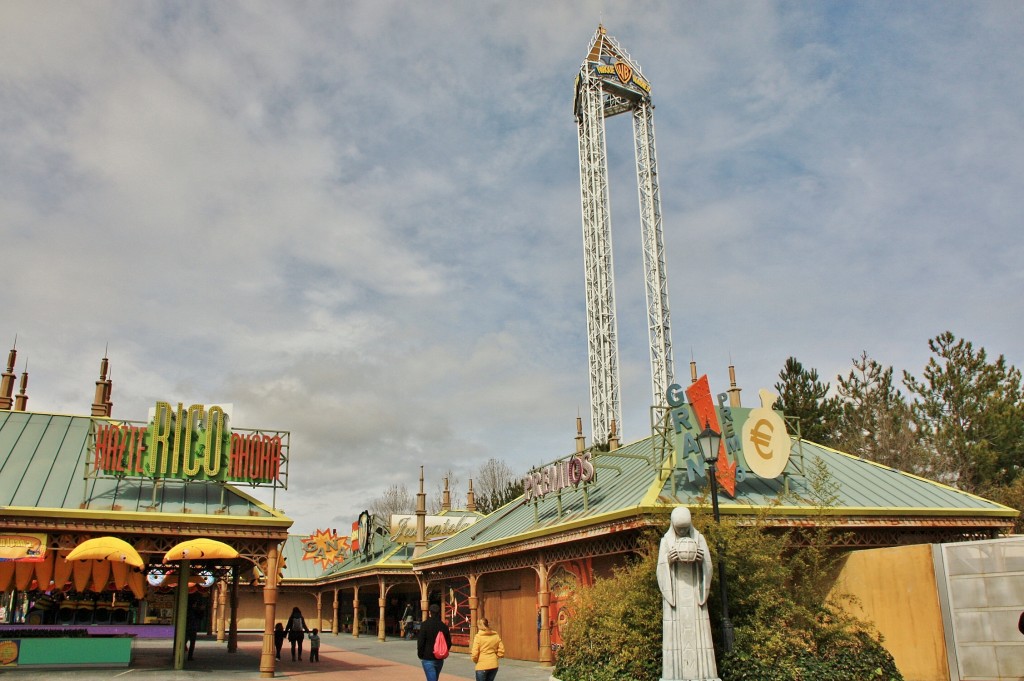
[72,559,92,592]
[127,569,146,599]
[15,561,34,591]
[111,561,130,590]
[0,562,14,592]
[163,538,238,562]
[89,560,111,593]
[52,549,74,590]
[35,551,56,591]
[66,537,144,568]
[62,536,146,594]
[0,536,224,598]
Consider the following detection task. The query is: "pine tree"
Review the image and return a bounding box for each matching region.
[774,357,841,445]
[834,351,929,474]
[903,331,1024,491]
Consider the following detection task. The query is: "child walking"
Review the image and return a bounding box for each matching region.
[309,628,321,662]
[274,622,286,660]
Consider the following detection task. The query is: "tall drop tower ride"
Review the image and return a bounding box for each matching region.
[574,25,675,445]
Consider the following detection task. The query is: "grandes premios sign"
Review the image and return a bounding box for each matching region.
[92,401,287,487]
[523,451,595,503]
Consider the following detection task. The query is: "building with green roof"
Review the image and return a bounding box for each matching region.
[265,401,1015,666]
[0,352,294,677]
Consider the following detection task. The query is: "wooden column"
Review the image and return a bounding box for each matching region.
[468,572,480,642]
[173,560,191,670]
[332,589,339,635]
[216,579,227,643]
[258,544,280,678]
[418,576,429,621]
[536,557,552,666]
[210,578,220,641]
[228,567,239,653]
[315,591,323,632]
[377,578,392,642]
[352,585,360,638]
[206,577,217,634]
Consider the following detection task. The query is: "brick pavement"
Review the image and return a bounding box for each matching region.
[0,632,557,681]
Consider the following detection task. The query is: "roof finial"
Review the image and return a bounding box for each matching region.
[0,341,17,410]
[727,358,742,408]
[92,352,113,417]
[14,364,28,411]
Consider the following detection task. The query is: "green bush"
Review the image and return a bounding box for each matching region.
[553,540,663,681]
[719,606,903,681]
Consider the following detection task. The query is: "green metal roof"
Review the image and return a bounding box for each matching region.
[0,410,289,523]
[322,539,415,579]
[279,534,326,581]
[418,407,1017,563]
[277,509,487,583]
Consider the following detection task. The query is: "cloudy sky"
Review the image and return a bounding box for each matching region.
[3,2,1022,536]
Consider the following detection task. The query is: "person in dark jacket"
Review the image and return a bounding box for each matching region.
[416,603,452,681]
[285,606,310,661]
[185,595,203,661]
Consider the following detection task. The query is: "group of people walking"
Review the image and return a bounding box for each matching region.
[273,607,321,662]
[271,603,504,680]
[416,602,505,681]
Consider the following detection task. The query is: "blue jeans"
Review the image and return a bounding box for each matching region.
[421,658,444,681]
[476,669,498,681]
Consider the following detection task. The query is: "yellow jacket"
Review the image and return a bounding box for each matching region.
[471,627,505,670]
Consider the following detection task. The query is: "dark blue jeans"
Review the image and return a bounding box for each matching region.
[476,669,498,681]
[421,658,444,681]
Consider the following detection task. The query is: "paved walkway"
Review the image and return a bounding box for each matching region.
[0,633,558,681]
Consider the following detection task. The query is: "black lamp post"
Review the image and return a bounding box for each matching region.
[696,420,735,653]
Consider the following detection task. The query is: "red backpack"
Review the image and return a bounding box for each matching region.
[433,631,450,659]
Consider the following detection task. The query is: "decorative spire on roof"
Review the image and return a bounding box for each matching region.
[728,360,742,408]
[0,340,16,410]
[608,419,620,451]
[14,361,28,412]
[442,476,451,512]
[575,415,586,453]
[414,466,427,558]
[104,362,113,415]
[91,350,112,417]
[466,478,477,512]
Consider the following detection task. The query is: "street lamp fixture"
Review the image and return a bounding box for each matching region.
[695,419,735,653]
[697,424,722,468]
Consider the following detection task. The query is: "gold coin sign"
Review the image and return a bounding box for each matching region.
[741,389,792,479]
[0,639,18,666]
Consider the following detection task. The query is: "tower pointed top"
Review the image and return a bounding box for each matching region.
[585,24,629,66]
[577,25,652,115]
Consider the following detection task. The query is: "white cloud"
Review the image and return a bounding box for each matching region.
[2,1,1022,534]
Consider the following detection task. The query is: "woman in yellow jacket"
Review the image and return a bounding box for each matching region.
[470,617,505,681]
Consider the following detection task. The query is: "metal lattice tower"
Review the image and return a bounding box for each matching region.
[574,25,675,445]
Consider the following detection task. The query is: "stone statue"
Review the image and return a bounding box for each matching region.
[656,506,719,681]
